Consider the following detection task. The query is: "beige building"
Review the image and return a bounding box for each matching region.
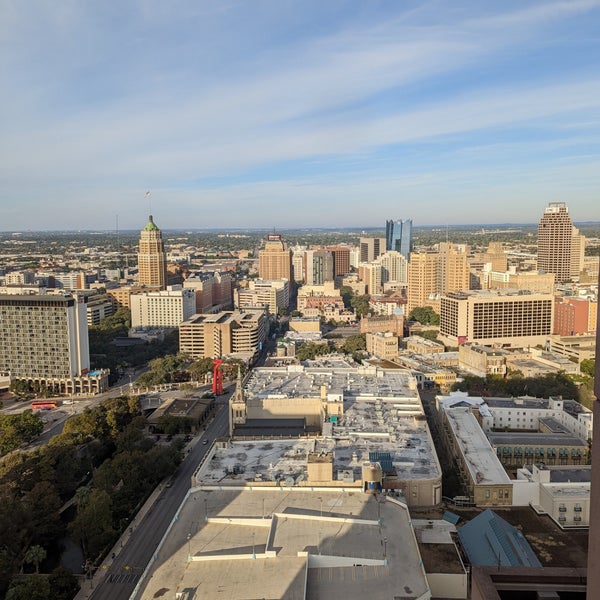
[228,364,442,506]
[359,237,386,263]
[405,336,444,355]
[479,267,556,294]
[179,309,267,359]
[443,407,513,506]
[106,285,145,310]
[137,215,167,290]
[366,331,398,360]
[258,233,292,281]
[458,343,509,377]
[289,317,321,333]
[408,243,469,314]
[235,278,289,315]
[130,287,196,329]
[358,262,382,294]
[439,290,554,347]
[537,202,585,283]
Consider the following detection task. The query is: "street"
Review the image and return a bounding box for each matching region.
[79,391,231,600]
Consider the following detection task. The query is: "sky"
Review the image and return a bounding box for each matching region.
[1,0,600,231]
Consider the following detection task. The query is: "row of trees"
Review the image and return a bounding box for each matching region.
[0,395,181,598]
[0,411,44,455]
[296,333,367,362]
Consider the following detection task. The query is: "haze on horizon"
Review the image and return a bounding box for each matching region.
[1,0,600,231]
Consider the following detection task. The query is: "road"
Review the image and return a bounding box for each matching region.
[84,391,231,600]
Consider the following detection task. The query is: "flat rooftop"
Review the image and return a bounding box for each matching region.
[487,432,586,447]
[139,489,430,600]
[445,407,510,485]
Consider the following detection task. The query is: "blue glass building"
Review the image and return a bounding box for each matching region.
[385,219,413,259]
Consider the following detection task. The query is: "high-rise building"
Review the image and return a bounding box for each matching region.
[385,219,413,259]
[407,243,469,314]
[258,234,292,281]
[439,290,554,347]
[324,245,351,277]
[359,237,386,263]
[138,215,167,290]
[303,249,333,285]
[537,202,585,283]
[130,287,196,329]
[0,294,90,382]
[179,310,267,359]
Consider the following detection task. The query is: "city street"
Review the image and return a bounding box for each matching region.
[77,390,231,600]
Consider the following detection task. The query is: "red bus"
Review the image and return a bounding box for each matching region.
[31,400,58,410]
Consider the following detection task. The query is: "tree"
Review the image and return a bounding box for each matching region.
[342,334,366,354]
[339,286,354,309]
[351,294,371,318]
[409,306,440,326]
[188,357,214,381]
[24,545,46,574]
[581,359,595,378]
[5,575,51,600]
[48,566,80,600]
[296,342,331,361]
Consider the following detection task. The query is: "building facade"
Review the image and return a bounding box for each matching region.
[385,219,413,259]
[137,215,167,289]
[439,290,554,347]
[258,234,292,281]
[537,202,585,283]
[130,287,196,329]
[179,310,268,359]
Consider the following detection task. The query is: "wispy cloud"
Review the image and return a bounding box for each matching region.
[0,0,599,229]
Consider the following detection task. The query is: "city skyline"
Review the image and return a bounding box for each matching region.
[1,1,600,231]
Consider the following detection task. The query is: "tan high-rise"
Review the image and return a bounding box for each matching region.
[407,243,469,314]
[258,234,292,281]
[537,202,584,283]
[137,215,167,290]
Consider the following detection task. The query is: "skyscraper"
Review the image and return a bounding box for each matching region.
[138,215,167,289]
[258,234,292,280]
[537,202,585,284]
[359,237,386,263]
[385,219,413,259]
[0,294,89,381]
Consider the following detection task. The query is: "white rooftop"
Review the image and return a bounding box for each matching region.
[444,407,510,485]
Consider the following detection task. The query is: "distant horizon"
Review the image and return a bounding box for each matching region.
[2,220,600,236]
[1,2,600,230]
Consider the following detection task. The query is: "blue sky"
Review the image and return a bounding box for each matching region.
[1,0,600,230]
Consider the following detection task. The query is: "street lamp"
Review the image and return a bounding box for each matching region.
[383,537,388,563]
[187,533,191,561]
[204,498,208,522]
[252,532,256,559]
[262,497,265,519]
[318,496,323,518]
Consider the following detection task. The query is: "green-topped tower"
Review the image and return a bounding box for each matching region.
[138,214,167,290]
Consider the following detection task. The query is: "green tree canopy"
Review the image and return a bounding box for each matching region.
[408,306,440,326]
[580,359,595,378]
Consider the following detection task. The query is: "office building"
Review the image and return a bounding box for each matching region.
[385,218,412,259]
[324,245,351,277]
[407,243,469,314]
[130,287,196,329]
[554,296,597,336]
[137,215,167,289]
[537,202,585,283]
[366,331,398,360]
[358,262,382,294]
[258,233,292,281]
[235,278,289,315]
[439,290,554,347]
[303,249,334,285]
[0,294,107,394]
[179,310,267,360]
[479,266,555,294]
[376,250,408,286]
[183,272,234,313]
[359,236,386,263]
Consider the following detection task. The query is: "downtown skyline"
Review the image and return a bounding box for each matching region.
[1,0,600,231]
